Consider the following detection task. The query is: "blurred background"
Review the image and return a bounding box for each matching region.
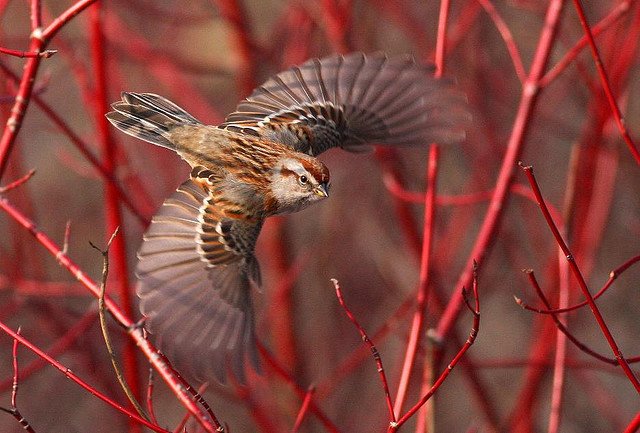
[1,0,639,432]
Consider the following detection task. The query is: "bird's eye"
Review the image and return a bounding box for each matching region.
[299,175,308,185]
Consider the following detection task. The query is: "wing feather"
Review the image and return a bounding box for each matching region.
[136,178,262,383]
[220,52,470,155]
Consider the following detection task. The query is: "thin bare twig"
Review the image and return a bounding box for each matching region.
[90,227,149,420]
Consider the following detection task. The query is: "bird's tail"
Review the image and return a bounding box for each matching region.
[106,92,201,150]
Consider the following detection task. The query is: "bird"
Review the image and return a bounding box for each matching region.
[106,52,470,384]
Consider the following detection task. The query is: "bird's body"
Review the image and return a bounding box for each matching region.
[170,125,329,216]
[106,52,469,383]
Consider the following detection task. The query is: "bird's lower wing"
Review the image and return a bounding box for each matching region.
[136,178,262,383]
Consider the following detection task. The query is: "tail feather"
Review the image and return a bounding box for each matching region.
[106,92,201,150]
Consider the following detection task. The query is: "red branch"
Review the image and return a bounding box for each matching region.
[0,323,167,432]
[0,0,98,179]
[569,0,640,165]
[292,385,315,433]
[435,0,565,344]
[393,145,439,416]
[257,342,342,433]
[477,0,526,82]
[624,411,640,433]
[0,328,36,433]
[332,278,396,425]
[520,163,640,392]
[517,254,640,314]
[0,46,56,58]
[0,310,97,392]
[0,196,224,432]
[520,270,640,364]
[540,1,630,87]
[87,4,142,424]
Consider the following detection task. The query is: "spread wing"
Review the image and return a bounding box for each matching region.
[219,52,470,155]
[136,176,262,383]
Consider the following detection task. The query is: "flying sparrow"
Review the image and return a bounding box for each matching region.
[106,52,469,383]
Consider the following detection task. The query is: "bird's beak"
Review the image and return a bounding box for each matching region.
[314,183,329,198]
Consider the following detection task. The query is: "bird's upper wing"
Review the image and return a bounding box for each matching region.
[219,52,470,156]
[136,174,262,383]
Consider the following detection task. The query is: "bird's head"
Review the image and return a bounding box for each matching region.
[269,155,330,214]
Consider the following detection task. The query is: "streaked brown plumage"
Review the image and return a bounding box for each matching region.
[106,52,470,383]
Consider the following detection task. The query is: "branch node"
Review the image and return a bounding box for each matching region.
[30,27,44,41]
[425,328,443,347]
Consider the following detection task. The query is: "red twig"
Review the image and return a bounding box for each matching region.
[0,328,36,433]
[0,310,97,392]
[29,0,41,29]
[42,0,97,41]
[0,59,151,224]
[318,295,414,399]
[172,382,210,433]
[624,411,640,433]
[521,270,640,365]
[0,169,35,193]
[476,0,527,82]
[0,323,168,432]
[434,0,450,76]
[0,46,56,58]
[390,264,481,432]
[257,342,342,433]
[569,0,640,165]
[520,163,640,392]
[0,0,98,179]
[234,381,281,433]
[540,1,630,87]
[0,196,224,432]
[332,278,396,425]
[10,328,19,410]
[517,254,640,314]
[547,248,570,433]
[292,385,315,433]
[146,369,159,427]
[375,148,422,257]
